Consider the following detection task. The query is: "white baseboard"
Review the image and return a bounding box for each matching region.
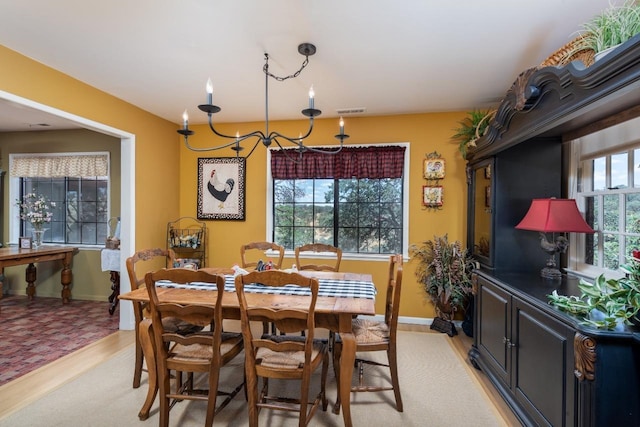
[362,314,463,328]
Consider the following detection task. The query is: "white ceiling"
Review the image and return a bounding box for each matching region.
[0,0,615,132]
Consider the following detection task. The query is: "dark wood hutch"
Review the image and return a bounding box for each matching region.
[466,34,640,426]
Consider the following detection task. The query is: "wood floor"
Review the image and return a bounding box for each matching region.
[0,325,521,425]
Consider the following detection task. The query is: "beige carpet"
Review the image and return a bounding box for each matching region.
[0,331,506,427]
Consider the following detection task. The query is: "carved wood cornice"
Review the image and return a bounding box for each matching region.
[467,33,640,162]
[574,332,596,382]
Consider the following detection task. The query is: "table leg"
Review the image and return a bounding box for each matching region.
[60,254,73,303]
[25,262,37,300]
[138,319,158,421]
[108,271,120,315]
[339,331,357,427]
[0,267,4,301]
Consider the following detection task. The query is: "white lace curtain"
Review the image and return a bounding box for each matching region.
[10,154,109,177]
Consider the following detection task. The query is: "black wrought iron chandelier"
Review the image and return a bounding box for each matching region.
[177,43,349,159]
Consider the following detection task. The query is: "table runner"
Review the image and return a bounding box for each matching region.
[157,274,376,300]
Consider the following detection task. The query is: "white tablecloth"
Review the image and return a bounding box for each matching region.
[101,248,120,272]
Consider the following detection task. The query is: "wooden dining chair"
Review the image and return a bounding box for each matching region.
[126,248,205,420]
[294,243,342,272]
[146,268,245,427]
[240,241,285,270]
[235,270,329,426]
[332,254,404,413]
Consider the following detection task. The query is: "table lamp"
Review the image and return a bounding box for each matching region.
[515,198,595,279]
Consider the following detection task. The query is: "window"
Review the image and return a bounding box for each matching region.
[574,145,640,275]
[10,153,110,247]
[19,177,109,245]
[269,145,407,255]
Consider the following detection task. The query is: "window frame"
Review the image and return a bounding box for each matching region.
[569,141,640,280]
[266,142,410,261]
[9,152,111,248]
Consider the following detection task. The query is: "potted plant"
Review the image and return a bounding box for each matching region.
[564,0,640,62]
[548,253,640,330]
[409,234,476,335]
[451,110,495,159]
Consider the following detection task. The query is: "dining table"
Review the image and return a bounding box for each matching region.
[118,269,376,427]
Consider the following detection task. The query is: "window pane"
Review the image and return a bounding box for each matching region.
[593,157,606,191]
[274,180,294,203]
[358,179,380,202]
[381,228,402,253]
[338,202,358,227]
[294,179,313,203]
[274,204,293,226]
[274,226,293,249]
[314,228,333,244]
[294,204,312,226]
[603,233,619,270]
[358,228,380,253]
[611,152,628,189]
[380,178,402,202]
[603,194,619,231]
[315,204,333,227]
[358,204,380,227]
[338,227,358,252]
[294,227,313,246]
[626,193,640,233]
[626,235,640,259]
[338,179,358,202]
[314,179,333,203]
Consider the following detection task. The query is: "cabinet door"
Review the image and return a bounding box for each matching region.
[512,297,575,427]
[477,277,511,387]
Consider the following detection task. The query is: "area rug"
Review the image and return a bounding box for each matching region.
[0,295,119,386]
[0,331,507,427]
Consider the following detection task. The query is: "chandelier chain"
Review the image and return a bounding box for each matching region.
[263,53,310,81]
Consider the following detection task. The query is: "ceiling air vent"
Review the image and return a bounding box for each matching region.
[336,107,366,115]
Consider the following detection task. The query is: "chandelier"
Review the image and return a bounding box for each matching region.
[177,43,349,159]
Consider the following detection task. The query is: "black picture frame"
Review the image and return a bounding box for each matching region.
[197,157,246,220]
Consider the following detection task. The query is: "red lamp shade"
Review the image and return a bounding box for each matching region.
[515,198,595,233]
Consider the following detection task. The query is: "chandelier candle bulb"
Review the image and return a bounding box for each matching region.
[206,78,213,105]
[308,86,315,109]
[339,117,345,134]
[182,110,188,130]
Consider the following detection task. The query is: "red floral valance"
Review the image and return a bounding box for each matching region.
[271,146,405,179]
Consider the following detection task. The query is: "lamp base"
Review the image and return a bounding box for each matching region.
[540,266,562,279]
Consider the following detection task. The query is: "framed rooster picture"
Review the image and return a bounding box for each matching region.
[197,157,246,220]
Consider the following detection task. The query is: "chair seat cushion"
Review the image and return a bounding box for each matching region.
[256,337,325,369]
[352,318,389,344]
[162,317,204,335]
[171,332,242,362]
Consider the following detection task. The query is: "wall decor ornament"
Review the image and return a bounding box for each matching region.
[423,185,443,208]
[424,157,445,180]
[197,157,246,220]
[422,151,445,210]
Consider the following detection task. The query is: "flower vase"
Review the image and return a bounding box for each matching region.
[32,229,46,248]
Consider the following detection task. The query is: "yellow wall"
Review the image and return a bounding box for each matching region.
[0,45,181,299]
[0,44,470,320]
[178,113,469,318]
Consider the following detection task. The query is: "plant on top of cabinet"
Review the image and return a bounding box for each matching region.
[409,235,476,332]
[547,254,640,330]
[563,0,640,62]
[451,110,495,159]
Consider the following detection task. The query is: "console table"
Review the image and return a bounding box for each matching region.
[101,248,120,315]
[0,246,78,303]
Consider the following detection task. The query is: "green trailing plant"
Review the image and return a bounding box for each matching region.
[451,110,494,160]
[409,234,475,320]
[547,256,640,330]
[564,0,640,61]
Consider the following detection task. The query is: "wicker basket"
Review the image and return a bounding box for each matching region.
[540,35,595,68]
